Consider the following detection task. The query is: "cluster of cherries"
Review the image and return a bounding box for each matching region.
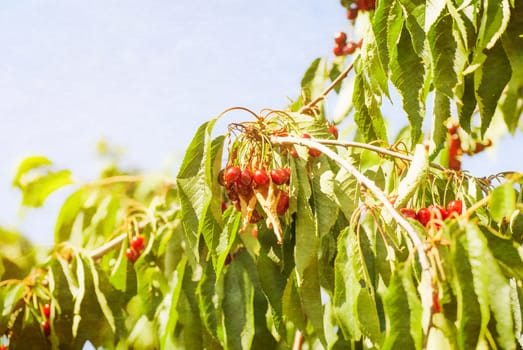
[41,302,51,337]
[333,31,361,57]
[125,235,146,263]
[399,199,463,229]
[346,0,376,20]
[219,165,290,217]
[447,121,493,171]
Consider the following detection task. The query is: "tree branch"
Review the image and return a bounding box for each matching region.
[298,62,354,115]
[271,136,432,279]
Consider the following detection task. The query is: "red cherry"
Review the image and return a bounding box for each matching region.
[239,169,252,186]
[357,0,369,11]
[366,0,376,10]
[224,166,241,184]
[277,192,290,215]
[328,124,339,139]
[0,346,7,350]
[347,2,359,20]
[400,208,417,220]
[131,235,145,252]
[291,148,299,158]
[333,44,345,56]
[271,168,289,185]
[447,121,459,135]
[343,41,358,55]
[224,254,233,265]
[125,247,139,263]
[251,225,258,239]
[283,167,291,181]
[334,31,347,45]
[428,204,446,221]
[301,133,312,139]
[42,303,51,319]
[446,199,463,217]
[308,148,322,157]
[253,169,270,187]
[417,207,431,226]
[42,320,51,336]
[250,210,263,223]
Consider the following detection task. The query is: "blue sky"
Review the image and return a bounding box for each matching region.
[0,1,521,245]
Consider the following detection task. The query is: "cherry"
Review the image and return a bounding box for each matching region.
[328,123,339,139]
[0,346,7,350]
[357,0,369,11]
[400,208,417,220]
[42,303,51,319]
[130,235,145,252]
[334,31,347,45]
[224,254,233,266]
[333,45,345,56]
[446,199,463,217]
[301,133,321,157]
[447,121,459,135]
[291,147,299,158]
[417,207,431,226]
[125,247,139,263]
[224,166,241,184]
[239,169,253,186]
[271,168,290,185]
[277,192,290,215]
[253,169,270,187]
[42,320,51,336]
[250,210,263,223]
[366,0,376,10]
[347,2,358,20]
[343,41,358,55]
[283,167,291,180]
[428,204,447,220]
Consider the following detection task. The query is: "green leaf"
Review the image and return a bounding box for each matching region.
[301,57,327,104]
[477,0,510,52]
[398,0,425,55]
[157,256,187,349]
[352,73,388,142]
[382,265,422,350]
[311,163,338,238]
[177,120,219,261]
[457,73,476,132]
[390,26,425,144]
[452,225,489,350]
[428,8,458,98]
[19,169,73,208]
[222,258,254,350]
[12,155,52,186]
[432,92,450,152]
[333,228,363,340]
[395,144,429,208]
[475,40,512,135]
[489,182,516,223]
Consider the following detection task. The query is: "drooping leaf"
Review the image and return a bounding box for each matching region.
[382,265,422,350]
[475,40,512,135]
[390,26,425,144]
[489,182,516,223]
[176,120,219,261]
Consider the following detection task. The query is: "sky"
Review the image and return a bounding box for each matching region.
[0,1,522,245]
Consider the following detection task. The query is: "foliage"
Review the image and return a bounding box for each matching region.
[1,1,523,349]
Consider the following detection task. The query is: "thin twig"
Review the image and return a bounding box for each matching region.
[298,62,354,114]
[89,233,127,260]
[271,136,432,279]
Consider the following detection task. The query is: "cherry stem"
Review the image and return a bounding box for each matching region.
[298,62,354,115]
[272,136,433,294]
[292,330,304,350]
